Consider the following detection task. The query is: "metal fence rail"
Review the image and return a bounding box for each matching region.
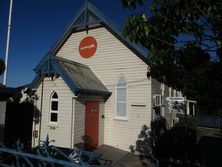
[0,145,89,167]
[0,147,82,167]
[0,139,105,167]
[195,116,222,129]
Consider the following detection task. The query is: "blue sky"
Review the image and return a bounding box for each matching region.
[0,0,132,87]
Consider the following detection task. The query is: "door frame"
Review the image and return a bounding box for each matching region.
[84,101,99,150]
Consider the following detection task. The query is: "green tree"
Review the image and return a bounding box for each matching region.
[122,0,222,115]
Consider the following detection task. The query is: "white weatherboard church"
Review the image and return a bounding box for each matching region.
[30,2,184,151]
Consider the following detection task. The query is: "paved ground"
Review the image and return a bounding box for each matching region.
[113,153,155,167]
[197,127,222,167]
[94,145,155,167]
[94,128,222,167]
[94,145,127,166]
[197,127,222,142]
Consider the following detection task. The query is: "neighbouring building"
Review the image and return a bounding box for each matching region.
[30,2,186,151]
[0,85,18,144]
[0,85,34,148]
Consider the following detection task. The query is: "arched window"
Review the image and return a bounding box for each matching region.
[50,92,58,123]
[116,76,127,118]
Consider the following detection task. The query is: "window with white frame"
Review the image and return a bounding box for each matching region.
[153,94,163,107]
[116,76,127,118]
[50,92,58,123]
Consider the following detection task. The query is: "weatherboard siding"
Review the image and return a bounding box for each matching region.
[163,85,174,127]
[74,98,105,147]
[74,99,85,145]
[98,101,105,146]
[33,77,74,148]
[151,78,162,119]
[56,27,152,151]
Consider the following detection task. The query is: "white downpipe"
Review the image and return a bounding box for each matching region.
[3,0,13,86]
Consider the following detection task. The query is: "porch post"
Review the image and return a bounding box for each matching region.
[193,104,195,116]
[186,101,190,115]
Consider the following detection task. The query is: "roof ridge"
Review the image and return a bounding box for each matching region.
[53,56,89,69]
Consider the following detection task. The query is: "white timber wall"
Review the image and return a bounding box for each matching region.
[56,27,152,151]
[74,99,85,145]
[33,77,75,148]
[98,101,105,147]
[151,78,161,119]
[163,85,174,127]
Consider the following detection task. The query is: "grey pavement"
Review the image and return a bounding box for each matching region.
[94,145,155,167]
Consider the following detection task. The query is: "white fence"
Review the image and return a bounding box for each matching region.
[195,116,222,129]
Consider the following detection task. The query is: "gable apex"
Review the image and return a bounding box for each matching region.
[34,2,148,72]
[71,3,102,30]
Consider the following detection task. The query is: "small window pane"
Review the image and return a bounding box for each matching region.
[52,92,58,99]
[50,113,58,122]
[117,88,126,101]
[116,103,126,117]
[117,77,126,87]
[51,101,58,111]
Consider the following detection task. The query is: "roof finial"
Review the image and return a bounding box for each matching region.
[84,0,90,10]
[84,0,89,34]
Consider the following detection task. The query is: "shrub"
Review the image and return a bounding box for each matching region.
[175,117,197,129]
[153,126,197,163]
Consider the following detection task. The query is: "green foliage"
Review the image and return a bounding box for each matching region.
[122,0,222,115]
[174,117,198,130]
[122,0,145,9]
[154,126,197,166]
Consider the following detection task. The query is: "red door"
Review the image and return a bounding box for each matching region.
[84,101,99,150]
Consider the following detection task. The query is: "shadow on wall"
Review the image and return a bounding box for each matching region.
[129,117,168,164]
[129,117,199,167]
[81,135,94,151]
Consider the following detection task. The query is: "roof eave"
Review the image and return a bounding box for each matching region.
[77,89,112,101]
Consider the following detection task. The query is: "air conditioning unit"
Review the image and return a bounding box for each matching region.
[153,94,163,106]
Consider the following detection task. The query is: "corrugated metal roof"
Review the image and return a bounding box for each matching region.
[30,56,111,98]
[53,56,110,94]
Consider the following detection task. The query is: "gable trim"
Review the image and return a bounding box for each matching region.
[34,2,149,71]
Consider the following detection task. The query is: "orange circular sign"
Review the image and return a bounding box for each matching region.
[79,36,97,58]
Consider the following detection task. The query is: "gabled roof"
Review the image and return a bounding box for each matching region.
[34,1,148,72]
[30,56,111,98]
